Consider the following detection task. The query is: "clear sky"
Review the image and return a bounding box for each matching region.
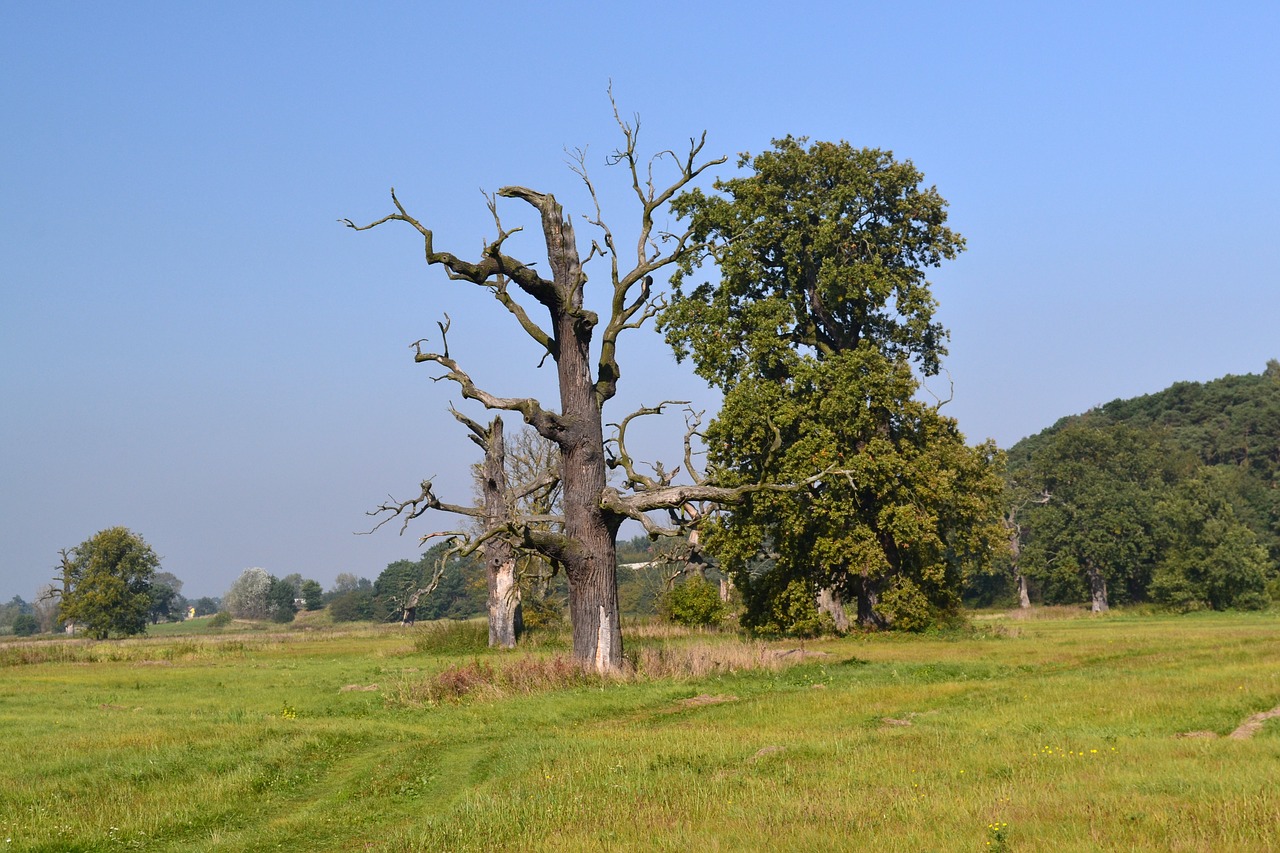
[3,2,1277,600]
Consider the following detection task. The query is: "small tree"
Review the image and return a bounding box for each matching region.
[12,613,39,636]
[658,576,725,627]
[55,527,159,639]
[265,577,298,623]
[223,568,272,620]
[299,579,324,611]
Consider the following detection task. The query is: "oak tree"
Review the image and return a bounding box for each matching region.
[55,527,159,639]
[349,104,789,671]
[661,138,1005,630]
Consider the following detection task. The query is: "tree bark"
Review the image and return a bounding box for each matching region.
[1087,563,1109,612]
[855,576,887,629]
[1017,572,1031,609]
[481,417,522,648]
[816,585,850,632]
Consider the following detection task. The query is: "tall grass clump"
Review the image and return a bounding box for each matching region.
[411,620,490,655]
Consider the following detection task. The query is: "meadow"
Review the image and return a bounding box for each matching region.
[1,609,1277,852]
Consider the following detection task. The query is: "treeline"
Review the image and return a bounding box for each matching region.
[322,536,681,626]
[973,361,1280,612]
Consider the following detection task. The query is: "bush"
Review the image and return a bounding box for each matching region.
[741,575,831,638]
[520,596,565,632]
[209,611,232,628]
[878,577,939,632]
[12,613,38,636]
[658,577,725,627]
[329,589,375,622]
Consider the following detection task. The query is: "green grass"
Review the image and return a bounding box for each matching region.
[2,611,1278,851]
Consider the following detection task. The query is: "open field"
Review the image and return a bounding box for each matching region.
[2,611,1278,852]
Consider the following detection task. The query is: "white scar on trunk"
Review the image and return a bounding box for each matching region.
[594,604,613,673]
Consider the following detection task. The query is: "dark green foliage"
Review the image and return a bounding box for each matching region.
[12,613,38,636]
[660,139,1005,631]
[662,136,963,380]
[0,596,33,633]
[191,596,220,617]
[702,350,1006,629]
[208,611,232,628]
[148,583,180,624]
[1004,364,1280,611]
[518,595,565,631]
[299,579,324,611]
[658,577,725,627]
[327,589,374,622]
[739,575,830,638]
[265,577,297,623]
[1149,472,1271,611]
[373,543,486,623]
[57,527,159,639]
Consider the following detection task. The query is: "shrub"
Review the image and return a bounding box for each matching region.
[658,577,725,627]
[329,589,375,622]
[878,577,938,632]
[520,596,565,632]
[12,613,38,636]
[209,611,232,628]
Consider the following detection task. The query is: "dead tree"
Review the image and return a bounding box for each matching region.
[348,102,773,672]
[1004,485,1051,609]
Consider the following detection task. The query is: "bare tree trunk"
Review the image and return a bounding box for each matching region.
[719,576,731,604]
[555,305,624,672]
[1017,572,1031,609]
[481,417,522,648]
[816,586,850,632]
[1086,563,1109,612]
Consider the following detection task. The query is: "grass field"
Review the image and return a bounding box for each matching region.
[2,609,1278,851]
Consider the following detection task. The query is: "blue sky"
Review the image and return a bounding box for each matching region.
[3,2,1277,600]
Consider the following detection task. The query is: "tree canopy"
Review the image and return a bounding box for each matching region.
[661,136,964,383]
[1001,364,1280,612]
[661,138,1003,632]
[56,527,159,639]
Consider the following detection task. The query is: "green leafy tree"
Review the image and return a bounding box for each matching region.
[265,576,297,623]
[328,588,375,622]
[658,576,726,627]
[660,138,1005,631]
[299,579,324,611]
[1149,472,1272,611]
[56,527,159,639]
[147,572,185,623]
[191,596,220,616]
[13,613,39,636]
[1015,422,1186,610]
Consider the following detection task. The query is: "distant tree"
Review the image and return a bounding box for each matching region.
[1016,422,1186,611]
[280,573,304,596]
[55,527,159,639]
[265,577,297,623]
[299,579,324,611]
[223,568,272,620]
[191,596,220,617]
[328,589,375,622]
[658,576,725,627]
[12,613,38,636]
[32,584,59,634]
[330,572,363,594]
[147,572,185,624]
[0,596,31,632]
[1149,472,1273,611]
